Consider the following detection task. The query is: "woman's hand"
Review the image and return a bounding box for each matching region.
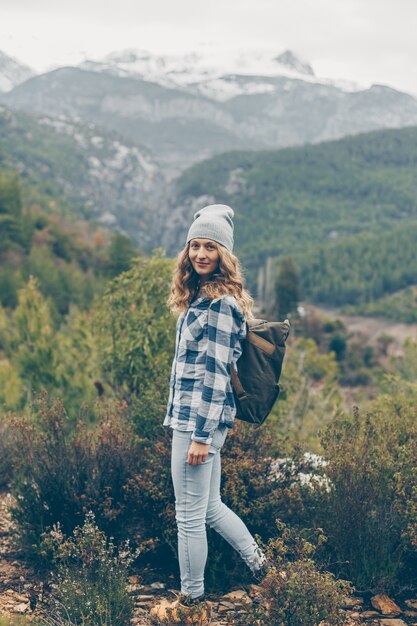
[188,441,210,465]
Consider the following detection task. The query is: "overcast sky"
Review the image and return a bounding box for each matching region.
[1,0,417,95]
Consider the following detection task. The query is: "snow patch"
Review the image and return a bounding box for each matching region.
[195,77,275,102]
[79,46,367,101]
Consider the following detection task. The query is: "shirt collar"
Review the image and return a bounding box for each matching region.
[189,294,210,308]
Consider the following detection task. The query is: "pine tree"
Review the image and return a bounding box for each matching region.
[275,256,300,319]
[0,171,23,254]
[106,232,137,278]
[11,276,58,405]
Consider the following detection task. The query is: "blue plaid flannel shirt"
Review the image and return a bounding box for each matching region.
[163,294,247,445]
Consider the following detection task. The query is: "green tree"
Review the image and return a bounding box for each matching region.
[96,250,176,400]
[0,170,23,254]
[4,276,59,407]
[53,305,102,419]
[275,256,300,319]
[0,267,23,308]
[105,231,137,278]
[329,333,347,362]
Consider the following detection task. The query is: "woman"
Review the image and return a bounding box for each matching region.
[150,204,267,625]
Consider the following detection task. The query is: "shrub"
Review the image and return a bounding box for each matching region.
[0,413,17,489]
[226,520,353,626]
[6,392,144,570]
[39,510,139,625]
[5,391,318,595]
[314,399,417,592]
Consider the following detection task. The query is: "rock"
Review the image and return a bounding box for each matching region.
[343,596,364,608]
[221,589,248,601]
[150,581,165,589]
[219,601,235,609]
[379,620,407,626]
[405,610,417,618]
[360,610,380,618]
[135,585,158,594]
[128,575,141,584]
[13,593,29,603]
[347,611,360,619]
[371,593,402,615]
[405,599,417,610]
[13,602,29,613]
[247,584,262,594]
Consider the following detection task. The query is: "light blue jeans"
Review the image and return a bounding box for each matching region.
[171,424,266,599]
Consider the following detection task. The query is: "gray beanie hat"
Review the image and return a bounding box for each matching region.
[186,204,234,251]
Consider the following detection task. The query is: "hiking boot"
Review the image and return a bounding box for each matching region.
[149,591,212,625]
[252,558,274,583]
[247,559,275,606]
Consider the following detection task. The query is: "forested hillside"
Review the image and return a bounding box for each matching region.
[172,126,417,307]
[296,222,417,305]
[0,169,138,314]
[0,104,166,247]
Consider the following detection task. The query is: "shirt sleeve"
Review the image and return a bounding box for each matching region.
[191,297,245,445]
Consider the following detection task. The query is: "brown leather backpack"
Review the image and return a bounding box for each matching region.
[231,318,290,425]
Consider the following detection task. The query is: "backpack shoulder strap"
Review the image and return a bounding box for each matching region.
[231,363,247,400]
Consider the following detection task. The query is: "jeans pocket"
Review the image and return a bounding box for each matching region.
[209,424,229,454]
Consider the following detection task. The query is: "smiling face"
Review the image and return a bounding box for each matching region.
[189,238,220,282]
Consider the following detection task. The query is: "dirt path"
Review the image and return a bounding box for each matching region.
[0,492,43,619]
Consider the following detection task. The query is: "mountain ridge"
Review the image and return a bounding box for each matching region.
[0,50,35,92]
[2,62,417,177]
[79,46,360,98]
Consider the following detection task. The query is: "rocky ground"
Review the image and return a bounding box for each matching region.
[1,490,417,625]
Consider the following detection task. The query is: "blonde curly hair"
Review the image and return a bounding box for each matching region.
[167,241,255,319]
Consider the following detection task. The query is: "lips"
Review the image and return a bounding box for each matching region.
[197,262,209,266]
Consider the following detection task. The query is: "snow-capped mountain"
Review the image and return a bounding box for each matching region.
[275,50,314,76]
[2,46,417,179]
[80,47,365,101]
[0,50,35,92]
